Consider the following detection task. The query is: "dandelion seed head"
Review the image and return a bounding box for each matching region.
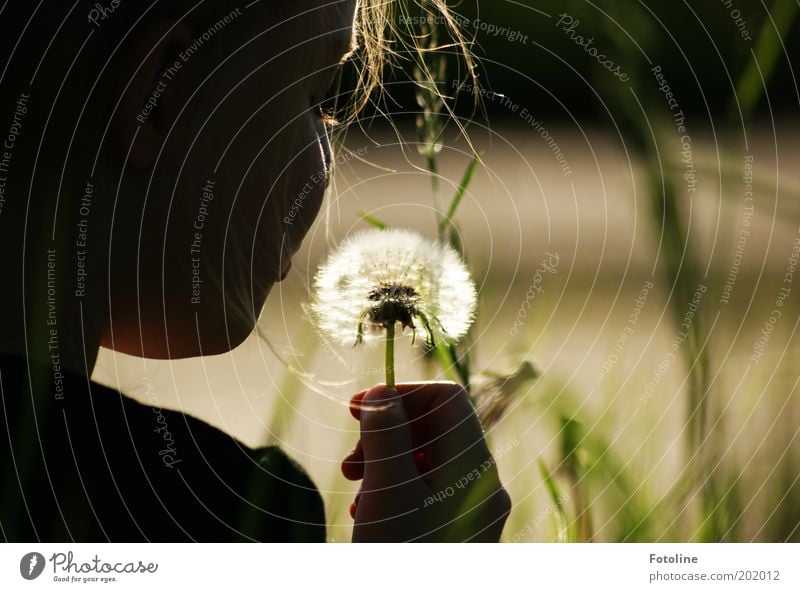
[311,228,477,347]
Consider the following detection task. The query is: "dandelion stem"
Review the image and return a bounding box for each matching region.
[385,322,396,389]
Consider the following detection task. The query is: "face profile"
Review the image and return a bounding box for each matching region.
[0,1,358,366]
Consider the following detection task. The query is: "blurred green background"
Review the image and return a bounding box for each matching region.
[384,0,800,119]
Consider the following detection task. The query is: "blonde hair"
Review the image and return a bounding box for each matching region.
[350,0,477,120]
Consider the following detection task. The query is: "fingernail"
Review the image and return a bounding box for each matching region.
[349,493,361,520]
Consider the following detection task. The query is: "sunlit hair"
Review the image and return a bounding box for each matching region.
[349,0,477,121]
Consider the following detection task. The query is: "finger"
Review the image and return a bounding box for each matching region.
[359,385,419,489]
[349,492,361,520]
[351,383,498,487]
[349,391,367,420]
[341,439,364,481]
[343,441,427,482]
[391,383,496,487]
[414,450,429,474]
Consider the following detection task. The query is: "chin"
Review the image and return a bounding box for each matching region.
[194,329,253,357]
[141,320,254,359]
[190,281,279,357]
[124,306,262,360]
[189,308,265,358]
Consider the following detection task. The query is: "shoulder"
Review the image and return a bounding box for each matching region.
[120,397,328,542]
[0,353,326,542]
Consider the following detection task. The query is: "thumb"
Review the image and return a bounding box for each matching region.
[359,386,419,489]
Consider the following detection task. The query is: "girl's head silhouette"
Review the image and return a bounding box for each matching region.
[0,0,431,370]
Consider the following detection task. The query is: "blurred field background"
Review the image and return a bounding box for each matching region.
[93,0,800,542]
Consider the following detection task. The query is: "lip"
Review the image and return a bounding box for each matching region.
[279,261,292,282]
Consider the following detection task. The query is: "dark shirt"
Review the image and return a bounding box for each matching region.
[0,353,325,542]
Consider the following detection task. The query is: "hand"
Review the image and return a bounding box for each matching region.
[342,383,511,542]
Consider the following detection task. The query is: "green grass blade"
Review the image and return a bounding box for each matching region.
[359,212,388,230]
[266,328,321,442]
[734,0,798,119]
[538,459,571,543]
[439,154,481,234]
[433,341,469,389]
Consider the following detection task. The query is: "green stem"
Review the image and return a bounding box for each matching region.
[385,322,396,389]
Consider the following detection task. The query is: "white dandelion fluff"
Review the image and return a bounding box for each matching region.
[311,228,477,386]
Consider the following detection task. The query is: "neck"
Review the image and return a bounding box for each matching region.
[0,184,108,379]
[0,245,105,379]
